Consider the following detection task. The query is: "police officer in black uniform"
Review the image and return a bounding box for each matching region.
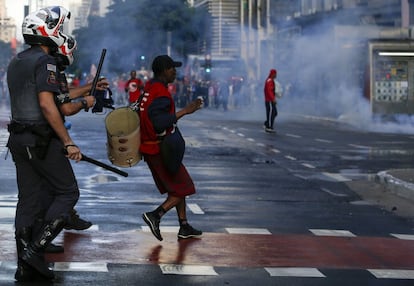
[7,6,82,281]
[52,35,110,232]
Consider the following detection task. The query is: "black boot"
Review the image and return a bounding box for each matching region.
[22,217,66,279]
[45,243,64,253]
[15,227,51,282]
[33,218,64,253]
[64,209,92,230]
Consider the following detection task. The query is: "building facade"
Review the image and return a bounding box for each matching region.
[193,0,241,57]
[0,0,16,44]
[191,0,408,81]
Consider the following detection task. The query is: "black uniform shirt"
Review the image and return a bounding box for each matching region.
[7,46,61,123]
[34,50,61,95]
[14,45,61,95]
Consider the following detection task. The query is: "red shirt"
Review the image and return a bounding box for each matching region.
[139,80,175,154]
[264,77,276,102]
[126,78,143,103]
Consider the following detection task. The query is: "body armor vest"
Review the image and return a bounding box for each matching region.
[7,49,48,124]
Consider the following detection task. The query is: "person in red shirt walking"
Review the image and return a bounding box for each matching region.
[125,70,144,103]
[139,55,203,241]
[264,69,278,133]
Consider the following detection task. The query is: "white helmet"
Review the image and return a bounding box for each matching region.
[22,6,71,47]
[56,35,77,66]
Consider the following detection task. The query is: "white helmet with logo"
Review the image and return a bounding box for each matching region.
[22,6,71,47]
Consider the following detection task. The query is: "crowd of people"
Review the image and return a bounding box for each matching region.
[105,72,267,113]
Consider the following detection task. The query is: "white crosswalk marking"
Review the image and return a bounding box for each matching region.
[188,203,204,214]
[390,233,414,240]
[322,172,351,182]
[368,269,414,279]
[225,228,271,235]
[265,267,326,278]
[309,229,356,237]
[141,225,179,233]
[159,264,218,276]
[0,208,15,219]
[0,129,8,156]
[54,262,108,272]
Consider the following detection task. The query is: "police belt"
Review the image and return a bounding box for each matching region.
[7,121,51,135]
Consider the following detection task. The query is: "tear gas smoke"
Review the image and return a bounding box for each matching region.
[237,15,414,135]
[72,4,414,135]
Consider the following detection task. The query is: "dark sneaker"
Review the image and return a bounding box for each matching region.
[178,224,202,239]
[64,210,92,230]
[143,212,163,241]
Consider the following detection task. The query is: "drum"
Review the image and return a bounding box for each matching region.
[105,107,141,167]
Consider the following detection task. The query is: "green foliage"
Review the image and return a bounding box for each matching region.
[73,0,210,75]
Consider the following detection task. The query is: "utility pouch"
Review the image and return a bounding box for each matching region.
[31,125,54,160]
[7,121,26,133]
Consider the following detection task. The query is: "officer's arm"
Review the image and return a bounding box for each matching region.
[38,91,81,161]
[59,95,95,116]
[68,78,109,99]
[59,79,108,116]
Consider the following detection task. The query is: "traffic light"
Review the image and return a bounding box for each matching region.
[205,54,211,73]
[140,55,146,69]
[205,61,211,73]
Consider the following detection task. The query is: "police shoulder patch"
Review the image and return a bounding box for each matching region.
[47,63,56,72]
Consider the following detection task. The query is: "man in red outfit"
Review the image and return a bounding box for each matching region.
[125,70,144,103]
[139,55,203,241]
[264,69,278,133]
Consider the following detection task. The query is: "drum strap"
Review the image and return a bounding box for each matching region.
[142,140,161,145]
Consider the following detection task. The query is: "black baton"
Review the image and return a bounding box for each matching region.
[81,154,129,177]
[87,48,107,112]
[63,148,128,177]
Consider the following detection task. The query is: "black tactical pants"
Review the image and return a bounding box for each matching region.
[8,133,79,230]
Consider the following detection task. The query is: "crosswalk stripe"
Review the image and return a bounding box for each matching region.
[322,172,351,182]
[302,163,316,169]
[0,129,8,156]
[309,229,356,237]
[141,226,179,233]
[315,138,332,143]
[286,133,301,138]
[0,208,15,219]
[188,203,204,214]
[368,269,414,279]
[265,267,325,277]
[54,262,108,272]
[390,233,414,240]
[159,264,218,275]
[225,228,271,235]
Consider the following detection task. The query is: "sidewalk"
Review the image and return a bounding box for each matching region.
[376,169,414,202]
[301,113,414,204]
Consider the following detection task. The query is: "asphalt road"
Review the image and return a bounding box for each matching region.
[0,103,414,286]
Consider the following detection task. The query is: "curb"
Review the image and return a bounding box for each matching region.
[375,170,414,202]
